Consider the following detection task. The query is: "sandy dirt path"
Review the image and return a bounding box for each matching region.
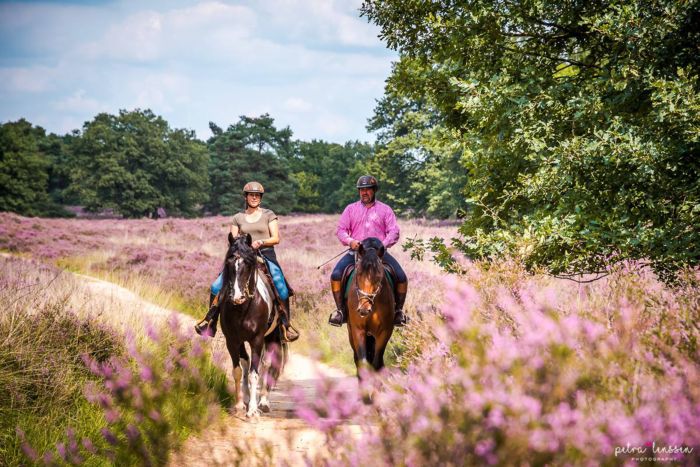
[71,272,356,466]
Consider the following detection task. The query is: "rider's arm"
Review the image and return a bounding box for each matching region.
[261,219,280,247]
[382,205,400,248]
[336,204,356,247]
[230,224,239,236]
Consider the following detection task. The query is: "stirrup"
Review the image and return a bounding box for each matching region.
[281,323,300,343]
[194,318,214,336]
[393,310,409,327]
[328,309,344,327]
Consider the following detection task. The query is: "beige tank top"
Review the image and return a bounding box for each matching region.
[231,208,277,243]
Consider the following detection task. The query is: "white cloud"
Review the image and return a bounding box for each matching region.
[0,0,396,143]
[77,2,257,63]
[53,89,104,113]
[128,72,192,112]
[79,11,163,62]
[0,66,55,93]
[283,97,313,112]
[314,112,353,137]
[254,0,379,47]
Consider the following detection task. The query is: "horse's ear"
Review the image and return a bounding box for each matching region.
[379,244,385,257]
[228,232,235,245]
[245,233,252,246]
[358,242,364,255]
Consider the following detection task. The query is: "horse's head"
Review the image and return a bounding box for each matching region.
[355,237,386,317]
[224,232,257,305]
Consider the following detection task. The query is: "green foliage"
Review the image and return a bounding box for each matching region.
[0,119,72,217]
[66,109,209,218]
[288,140,374,213]
[0,260,124,466]
[367,78,469,217]
[207,114,297,215]
[362,0,700,277]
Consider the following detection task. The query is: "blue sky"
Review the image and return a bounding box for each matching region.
[0,0,396,143]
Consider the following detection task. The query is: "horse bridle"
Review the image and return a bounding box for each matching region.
[354,249,383,312]
[227,255,257,303]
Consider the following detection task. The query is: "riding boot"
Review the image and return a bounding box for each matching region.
[279,297,300,343]
[393,284,409,327]
[328,281,345,327]
[195,293,220,337]
[285,280,295,297]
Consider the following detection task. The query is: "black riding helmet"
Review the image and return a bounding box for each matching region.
[356,175,379,191]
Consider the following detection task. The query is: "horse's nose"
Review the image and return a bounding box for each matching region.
[232,297,246,305]
[357,307,371,317]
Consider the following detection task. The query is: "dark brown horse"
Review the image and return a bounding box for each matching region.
[346,237,395,373]
[219,232,286,417]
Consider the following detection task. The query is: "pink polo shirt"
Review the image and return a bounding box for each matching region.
[336,200,400,248]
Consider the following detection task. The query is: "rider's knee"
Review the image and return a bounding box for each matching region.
[395,270,407,284]
[211,272,223,295]
[330,268,343,282]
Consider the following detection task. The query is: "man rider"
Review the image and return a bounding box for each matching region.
[328,175,409,327]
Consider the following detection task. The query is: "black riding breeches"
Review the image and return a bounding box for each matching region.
[330,251,407,284]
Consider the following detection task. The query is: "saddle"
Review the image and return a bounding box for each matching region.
[340,260,399,301]
[256,262,284,335]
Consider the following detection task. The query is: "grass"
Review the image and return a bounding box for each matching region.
[0,258,123,465]
[0,256,234,465]
[56,255,204,318]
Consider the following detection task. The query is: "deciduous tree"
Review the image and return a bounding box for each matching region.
[67,109,208,218]
[362,0,700,277]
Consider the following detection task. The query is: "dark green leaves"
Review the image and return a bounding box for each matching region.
[67,109,209,218]
[364,0,700,278]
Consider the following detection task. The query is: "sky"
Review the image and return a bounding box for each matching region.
[0,0,397,143]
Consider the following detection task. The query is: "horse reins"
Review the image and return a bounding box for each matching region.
[228,255,257,303]
[353,249,383,309]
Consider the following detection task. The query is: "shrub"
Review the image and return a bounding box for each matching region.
[297,265,700,465]
[0,257,123,465]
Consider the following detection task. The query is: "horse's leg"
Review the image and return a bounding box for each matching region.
[240,343,251,406]
[372,332,390,371]
[246,335,265,418]
[351,329,368,377]
[365,335,376,367]
[225,338,245,413]
[259,330,285,414]
[258,341,272,414]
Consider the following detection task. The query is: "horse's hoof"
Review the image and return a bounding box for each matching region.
[234,402,246,413]
[259,401,270,413]
[246,409,260,420]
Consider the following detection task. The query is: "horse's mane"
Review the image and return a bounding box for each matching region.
[221,235,257,292]
[229,235,256,265]
[358,237,384,282]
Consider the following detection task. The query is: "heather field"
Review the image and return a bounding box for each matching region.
[2,212,700,465]
[0,212,456,368]
[0,255,231,465]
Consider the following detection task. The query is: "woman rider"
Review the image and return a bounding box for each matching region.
[194,181,300,342]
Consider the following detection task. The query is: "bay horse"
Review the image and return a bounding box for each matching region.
[219,232,287,417]
[346,237,395,373]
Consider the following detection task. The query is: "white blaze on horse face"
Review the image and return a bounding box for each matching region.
[232,258,244,302]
